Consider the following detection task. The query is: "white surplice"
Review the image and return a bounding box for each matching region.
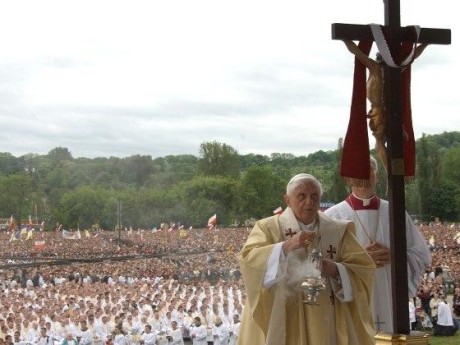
[325,197,431,333]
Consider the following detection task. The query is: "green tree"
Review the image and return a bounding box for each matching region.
[426,182,459,221]
[442,147,460,186]
[305,150,335,166]
[121,155,154,186]
[239,153,270,170]
[174,175,240,226]
[41,163,71,210]
[198,141,240,177]
[0,173,33,221]
[0,152,21,175]
[198,141,240,178]
[404,182,419,216]
[269,153,296,180]
[374,155,388,198]
[47,147,73,161]
[328,139,349,202]
[428,131,460,148]
[116,187,171,229]
[417,135,435,219]
[239,165,285,221]
[1,130,459,227]
[58,186,117,229]
[87,157,126,190]
[147,155,198,189]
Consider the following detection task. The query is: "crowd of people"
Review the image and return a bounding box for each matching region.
[1,227,248,345]
[0,206,459,343]
[419,222,460,285]
[0,274,242,345]
[414,222,460,335]
[1,227,247,285]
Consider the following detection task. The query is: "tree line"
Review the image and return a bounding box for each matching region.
[0,131,459,230]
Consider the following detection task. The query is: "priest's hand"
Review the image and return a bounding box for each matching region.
[321,259,339,278]
[282,231,316,255]
[365,242,390,267]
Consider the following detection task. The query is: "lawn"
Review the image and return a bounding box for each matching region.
[425,331,460,345]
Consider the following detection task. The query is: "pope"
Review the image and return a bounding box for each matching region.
[238,173,376,345]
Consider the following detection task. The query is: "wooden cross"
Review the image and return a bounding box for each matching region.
[332,0,450,335]
[327,245,336,259]
[374,314,386,332]
[284,228,297,238]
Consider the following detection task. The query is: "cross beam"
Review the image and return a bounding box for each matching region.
[332,0,450,336]
[332,23,451,44]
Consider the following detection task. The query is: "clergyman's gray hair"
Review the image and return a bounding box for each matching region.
[286,173,323,197]
[370,156,379,173]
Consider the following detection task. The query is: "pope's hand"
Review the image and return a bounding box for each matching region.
[365,241,390,267]
[282,231,316,254]
[321,259,339,278]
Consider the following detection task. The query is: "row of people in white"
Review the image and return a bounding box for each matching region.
[10,314,241,345]
[2,279,244,335]
[4,296,243,344]
[188,315,240,345]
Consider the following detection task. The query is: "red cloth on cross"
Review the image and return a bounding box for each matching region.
[340,41,372,183]
[340,38,416,183]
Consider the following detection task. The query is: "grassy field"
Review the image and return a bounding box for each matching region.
[424,331,459,345]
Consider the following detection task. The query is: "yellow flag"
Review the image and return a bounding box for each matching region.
[26,229,34,240]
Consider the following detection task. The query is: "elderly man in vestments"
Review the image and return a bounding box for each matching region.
[325,156,431,334]
[238,173,376,345]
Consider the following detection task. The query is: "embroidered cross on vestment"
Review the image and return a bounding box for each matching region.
[284,228,297,238]
[327,245,337,259]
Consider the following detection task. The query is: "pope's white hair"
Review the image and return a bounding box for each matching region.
[286,173,323,197]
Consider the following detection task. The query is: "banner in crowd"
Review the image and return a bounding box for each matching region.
[9,227,33,242]
[26,228,34,240]
[9,230,20,242]
[34,240,46,250]
[62,229,81,240]
[20,227,28,238]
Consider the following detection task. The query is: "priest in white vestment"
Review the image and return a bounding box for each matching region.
[238,173,376,345]
[139,325,157,345]
[189,317,207,345]
[433,295,458,336]
[325,156,431,334]
[228,314,240,345]
[212,317,230,345]
[166,321,184,345]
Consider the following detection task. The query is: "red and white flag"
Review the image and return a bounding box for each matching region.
[273,206,283,215]
[8,215,15,230]
[34,240,46,251]
[207,214,217,230]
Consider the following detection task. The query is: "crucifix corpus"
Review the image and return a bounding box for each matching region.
[332,0,450,336]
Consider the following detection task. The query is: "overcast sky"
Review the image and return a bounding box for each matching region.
[0,0,457,159]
